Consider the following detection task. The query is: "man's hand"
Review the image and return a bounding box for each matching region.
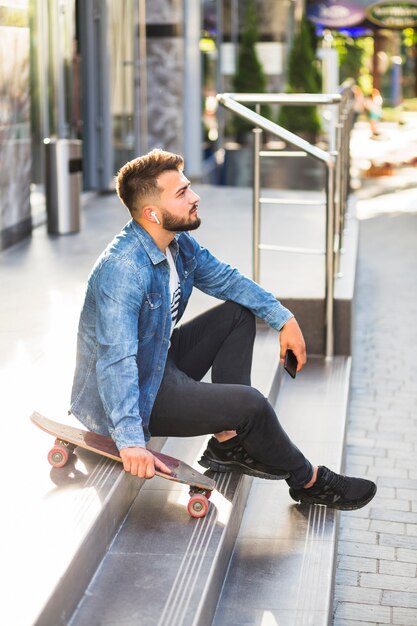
[119,446,172,479]
[279,317,307,373]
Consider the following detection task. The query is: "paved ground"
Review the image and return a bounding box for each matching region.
[333,188,417,625]
[2,115,417,625]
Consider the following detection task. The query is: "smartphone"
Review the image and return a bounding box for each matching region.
[284,349,298,379]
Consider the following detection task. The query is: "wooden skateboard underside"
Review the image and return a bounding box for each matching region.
[30,412,216,492]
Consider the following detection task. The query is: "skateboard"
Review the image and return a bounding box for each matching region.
[30,412,216,518]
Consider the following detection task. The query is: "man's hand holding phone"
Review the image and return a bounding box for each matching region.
[279,317,307,375]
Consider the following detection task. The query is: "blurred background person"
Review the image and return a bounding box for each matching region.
[365,88,383,137]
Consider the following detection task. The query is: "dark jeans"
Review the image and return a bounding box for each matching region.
[149,301,313,488]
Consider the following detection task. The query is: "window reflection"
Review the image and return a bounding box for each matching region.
[0,1,31,241]
[108,0,136,173]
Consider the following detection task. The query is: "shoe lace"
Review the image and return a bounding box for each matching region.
[321,467,349,495]
[231,444,284,473]
[217,441,259,466]
[233,444,256,464]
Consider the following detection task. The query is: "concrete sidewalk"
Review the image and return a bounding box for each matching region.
[333,188,417,625]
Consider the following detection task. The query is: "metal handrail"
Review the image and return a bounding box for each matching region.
[217,90,354,357]
[217,94,331,163]
[219,92,342,105]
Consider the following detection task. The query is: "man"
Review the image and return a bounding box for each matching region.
[70,149,376,510]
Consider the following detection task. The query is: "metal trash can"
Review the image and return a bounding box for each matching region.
[44,138,82,234]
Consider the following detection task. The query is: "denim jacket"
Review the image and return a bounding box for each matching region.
[70,220,293,450]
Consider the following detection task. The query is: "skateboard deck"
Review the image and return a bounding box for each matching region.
[30,411,216,518]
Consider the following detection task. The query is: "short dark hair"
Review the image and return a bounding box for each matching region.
[116,149,184,214]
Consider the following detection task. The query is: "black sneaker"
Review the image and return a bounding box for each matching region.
[289,466,377,511]
[199,436,290,480]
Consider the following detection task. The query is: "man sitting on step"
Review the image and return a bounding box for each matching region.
[70,149,376,511]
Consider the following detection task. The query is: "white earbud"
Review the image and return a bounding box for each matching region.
[151,211,161,225]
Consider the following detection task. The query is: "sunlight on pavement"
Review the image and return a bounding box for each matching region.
[356,187,417,220]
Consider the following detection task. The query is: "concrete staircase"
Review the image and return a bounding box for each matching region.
[64,350,351,626]
[213,357,351,626]
[1,184,358,626]
[27,324,277,626]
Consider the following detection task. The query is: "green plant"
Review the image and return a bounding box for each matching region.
[231,0,271,139]
[334,34,372,93]
[278,16,322,138]
[339,40,364,83]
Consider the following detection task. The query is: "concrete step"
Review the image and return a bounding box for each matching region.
[68,439,253,626]
[20,434,166,626]
[1,183,357,626]
[24,325,279,626]
[280,208,359,356]
[213,356,352,626]
[193,186,359,356]
[65,326,283,626]
[67,355,351,626]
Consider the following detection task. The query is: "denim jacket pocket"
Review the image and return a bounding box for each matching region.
[138,293,162,340]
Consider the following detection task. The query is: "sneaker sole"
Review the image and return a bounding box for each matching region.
[199,455,290,481]
[289,484,377,511]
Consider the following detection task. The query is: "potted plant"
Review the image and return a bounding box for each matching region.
[270,15,324,189]
[278,15,322,143]
[223,0,273,184]
[230,0,271,143]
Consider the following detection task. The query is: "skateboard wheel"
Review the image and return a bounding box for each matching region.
[188,494,209,518]
[47,444,70,468]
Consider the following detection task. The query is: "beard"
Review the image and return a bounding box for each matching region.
[161,206,201,232]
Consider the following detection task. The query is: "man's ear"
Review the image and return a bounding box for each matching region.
[142,204,161,225]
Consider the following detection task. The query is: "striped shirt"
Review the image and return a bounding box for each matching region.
[166,247,181,332]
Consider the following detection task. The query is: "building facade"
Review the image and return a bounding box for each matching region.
[0,0,294,250]
[0,1,31,249]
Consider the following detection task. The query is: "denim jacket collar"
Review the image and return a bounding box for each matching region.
[131,219,179,265]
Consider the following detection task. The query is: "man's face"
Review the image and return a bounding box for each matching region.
[155,169,201,232]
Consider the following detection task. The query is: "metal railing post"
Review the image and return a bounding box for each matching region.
[334,113,343,275]
[216,90,355,358]
[344,102,353,212]
[341,112,349,235]
[325,156,336,358]
[252,126,262,283]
